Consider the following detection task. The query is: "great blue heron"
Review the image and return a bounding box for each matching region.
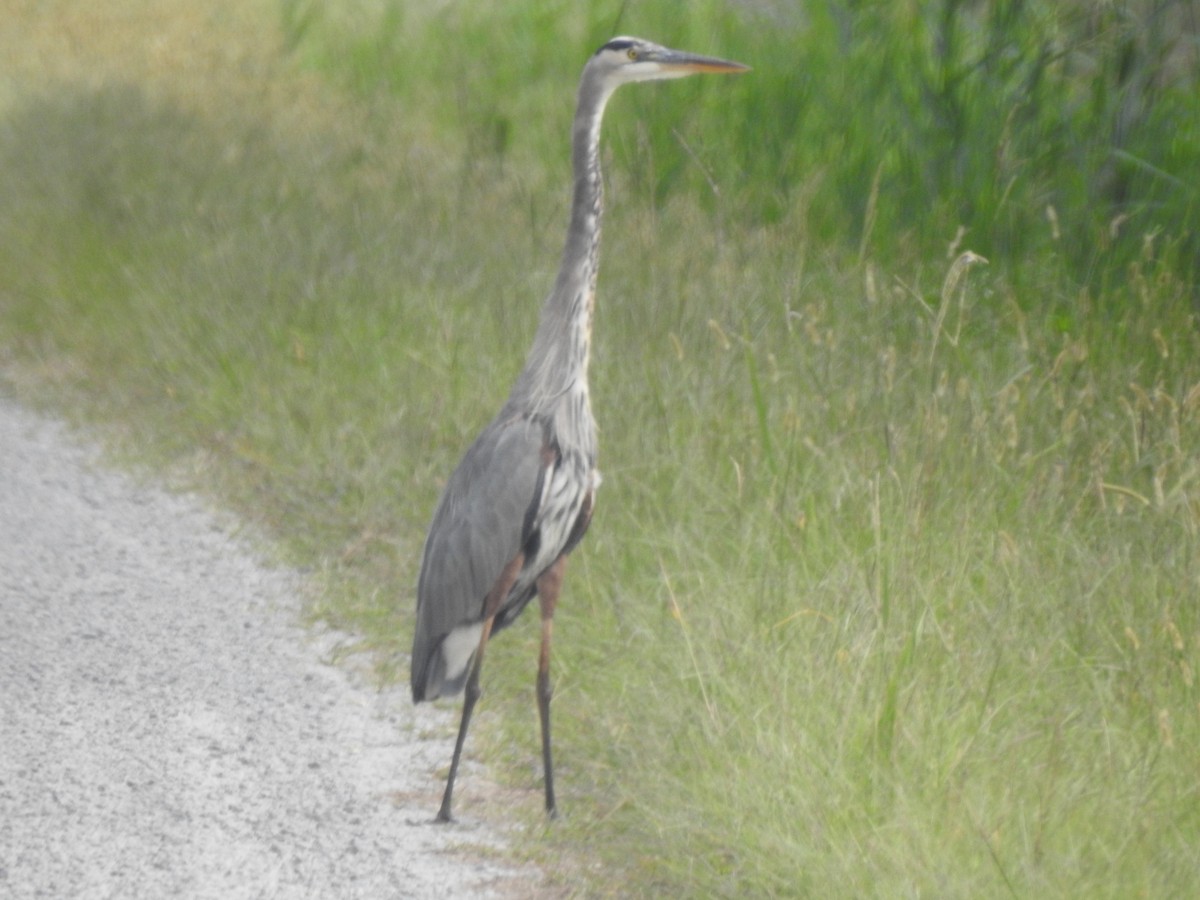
[410,36,747,823]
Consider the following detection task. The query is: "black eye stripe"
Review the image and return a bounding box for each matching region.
[600,38,636,54]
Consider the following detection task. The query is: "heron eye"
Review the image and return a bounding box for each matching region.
[626,48,638,60]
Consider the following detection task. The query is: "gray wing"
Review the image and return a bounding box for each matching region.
[411,413,548,701]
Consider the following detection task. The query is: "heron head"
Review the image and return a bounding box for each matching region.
[589,36,749,88]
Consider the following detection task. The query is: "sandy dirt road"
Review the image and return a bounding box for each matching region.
[0,397,541,898]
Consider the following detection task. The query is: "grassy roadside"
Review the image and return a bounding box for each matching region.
[3,1,1199,896]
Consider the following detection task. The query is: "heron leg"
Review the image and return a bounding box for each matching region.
[435,552,524,824]
[535,554,567,818]
[437,617,493,823]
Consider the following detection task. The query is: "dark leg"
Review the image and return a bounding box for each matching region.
[435,552,524,824]
[436,616,494,823]
[436,619,492,825]
[535,555,566,818]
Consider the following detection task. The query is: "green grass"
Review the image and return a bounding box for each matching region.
[282,0,1200,287]
[3,1,1199,896]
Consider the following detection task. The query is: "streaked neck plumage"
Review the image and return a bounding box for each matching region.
[508,64,616,419]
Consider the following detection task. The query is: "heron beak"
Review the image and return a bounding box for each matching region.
[651,49,750,76]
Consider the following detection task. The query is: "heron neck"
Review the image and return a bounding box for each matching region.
[510,71,613,416]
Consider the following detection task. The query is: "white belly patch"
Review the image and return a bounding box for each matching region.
[440,621,484,684]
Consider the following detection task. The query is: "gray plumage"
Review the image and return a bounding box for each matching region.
[410,36,747,823]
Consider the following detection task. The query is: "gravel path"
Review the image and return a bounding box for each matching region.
[0,397,541,898]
